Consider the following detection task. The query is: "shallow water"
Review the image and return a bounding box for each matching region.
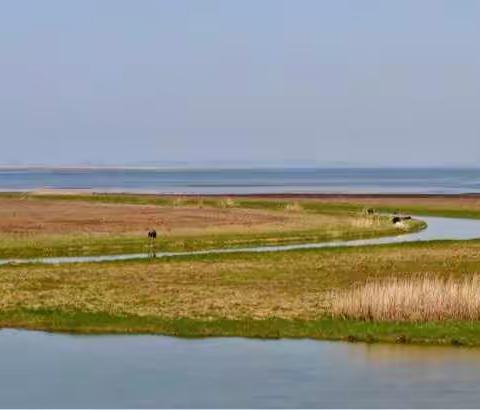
[0,329,479,408]
[2,167,480,194]
[2,215,480,265]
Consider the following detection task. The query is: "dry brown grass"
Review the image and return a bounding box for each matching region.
[0,259,326,320]
[304,195,480,214]
[219,197,237,208]
[330,275,480,321]
[0,197,286,236]
[284,201,303,212]
[351,214,384,229]
[2,241,480,322]
[0,197,400,242]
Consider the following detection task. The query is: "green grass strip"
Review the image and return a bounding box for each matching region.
[2,309,480,346]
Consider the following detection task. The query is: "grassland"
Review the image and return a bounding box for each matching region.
[1,238,480,345]
[2,192,480,345]
[0,193,424,259]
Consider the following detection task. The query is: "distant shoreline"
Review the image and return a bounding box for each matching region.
[1,165,479,171]
[1,167,479,195]
[1,188,480,198]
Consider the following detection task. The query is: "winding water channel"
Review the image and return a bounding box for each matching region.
[2,216,480,407]
[2,215,480,266]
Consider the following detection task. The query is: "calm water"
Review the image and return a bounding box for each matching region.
[1,167,480,194]
[1,329,480,408]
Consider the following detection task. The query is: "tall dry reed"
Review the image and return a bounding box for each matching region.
[351,214,384,228]
[284,201,303,212]
[330,275,480,321]
[220,197,237,208]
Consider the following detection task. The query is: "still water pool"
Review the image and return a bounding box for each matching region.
[1,329,480,408]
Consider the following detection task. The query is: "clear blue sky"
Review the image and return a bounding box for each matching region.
[1,0,479,167]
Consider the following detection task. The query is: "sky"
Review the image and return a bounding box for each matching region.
[1,0,479,167]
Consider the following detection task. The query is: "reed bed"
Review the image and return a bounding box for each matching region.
[285,201,304,212]
[220,197,237,208]
[330,275,480,321]
[351,214,384,228]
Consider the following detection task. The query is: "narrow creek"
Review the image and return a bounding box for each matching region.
[2,215,480,266]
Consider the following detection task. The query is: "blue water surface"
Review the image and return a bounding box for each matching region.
[1,167,480,194]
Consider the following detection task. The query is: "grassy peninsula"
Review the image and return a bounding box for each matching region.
[2,192,480,345]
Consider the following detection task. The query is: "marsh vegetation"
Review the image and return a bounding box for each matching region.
[0,193,422,258]
[331,275,480,321]
[1,192,480,345]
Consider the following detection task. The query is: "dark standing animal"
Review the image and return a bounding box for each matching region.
[147,229,158,258]
[148,229,157,240]
[392,216,402,224]
[392,215,412,224]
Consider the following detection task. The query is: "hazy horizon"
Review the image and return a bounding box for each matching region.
[1,158,480,169]
[1,0,479,167]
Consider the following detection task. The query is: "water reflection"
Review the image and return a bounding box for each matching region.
[1,329,480,408]
[361,342,480,364]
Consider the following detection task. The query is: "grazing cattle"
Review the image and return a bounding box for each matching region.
[366,208,375,215]
[392,215,412,224]
[148,229,157,239]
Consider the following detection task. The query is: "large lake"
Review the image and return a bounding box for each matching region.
[1,329,479,408]
[1,167,480,194]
